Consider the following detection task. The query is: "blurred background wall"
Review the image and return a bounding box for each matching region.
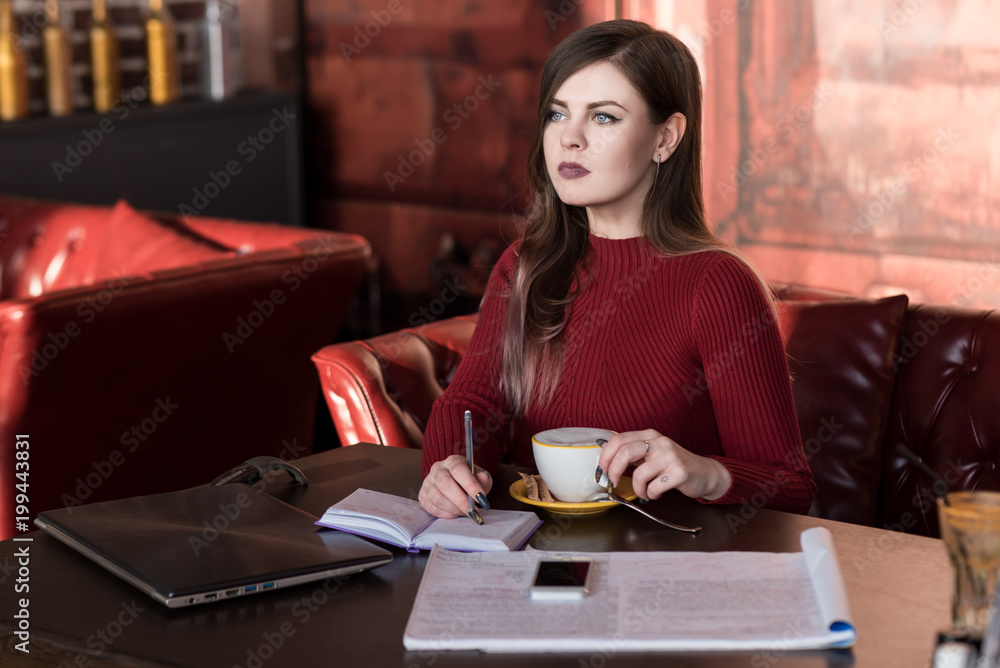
[303,0,1000,329]
[696,0,1000,309]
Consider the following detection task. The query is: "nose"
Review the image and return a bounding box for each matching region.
[560,117,586,151]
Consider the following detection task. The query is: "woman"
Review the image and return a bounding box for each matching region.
[418,19,815,521]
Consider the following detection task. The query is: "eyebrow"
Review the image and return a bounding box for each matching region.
[550,99,629,112]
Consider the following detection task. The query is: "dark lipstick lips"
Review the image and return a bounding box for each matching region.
[558,162,590,179]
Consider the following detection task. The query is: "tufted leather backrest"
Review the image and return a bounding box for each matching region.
[880,305,1000,535]
[776,295,910,527]
[312,315,478,449]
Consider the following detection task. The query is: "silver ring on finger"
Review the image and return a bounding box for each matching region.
[643,440,650,456]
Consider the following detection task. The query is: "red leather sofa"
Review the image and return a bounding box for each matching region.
[0,196,371,540]
[312,284,1000,537]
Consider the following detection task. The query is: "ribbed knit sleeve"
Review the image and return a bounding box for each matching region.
[421,243,519,476]
[690,254,816,514]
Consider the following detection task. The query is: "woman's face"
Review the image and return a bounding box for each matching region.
[543,61,665,226]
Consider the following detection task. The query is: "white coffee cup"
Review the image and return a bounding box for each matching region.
[532,427,616,503]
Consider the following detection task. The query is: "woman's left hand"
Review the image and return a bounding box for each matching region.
[596,430,732,501]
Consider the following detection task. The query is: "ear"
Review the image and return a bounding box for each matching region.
[653,113,687,162]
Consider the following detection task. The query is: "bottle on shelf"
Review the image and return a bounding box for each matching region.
[90,0,121,112]
[146,0,180,105]
[200,0,242,101]
[0,0,29,121]
[43,0,75,116]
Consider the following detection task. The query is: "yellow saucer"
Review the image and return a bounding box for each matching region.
[508,477,637,516]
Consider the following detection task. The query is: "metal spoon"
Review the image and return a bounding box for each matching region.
[595,438,702,534]
[599,491,702,534]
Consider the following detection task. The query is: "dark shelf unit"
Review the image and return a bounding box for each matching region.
[0,89,304,226]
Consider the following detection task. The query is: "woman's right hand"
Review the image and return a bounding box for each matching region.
[419,454,493,519]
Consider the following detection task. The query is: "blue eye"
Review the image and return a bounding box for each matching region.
[594,112,619,124]
[548,110,566,122]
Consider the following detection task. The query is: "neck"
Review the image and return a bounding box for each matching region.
[585,205,643,239]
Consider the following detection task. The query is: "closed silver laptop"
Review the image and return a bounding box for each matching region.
[35,483,392,608]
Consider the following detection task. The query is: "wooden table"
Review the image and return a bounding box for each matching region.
[0,444,950,667]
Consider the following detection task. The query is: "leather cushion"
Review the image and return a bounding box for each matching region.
[776,294,909,526]
[0,199,232,299]
[86,200,233,285]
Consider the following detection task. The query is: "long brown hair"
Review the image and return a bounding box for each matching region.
[501,19,761,413]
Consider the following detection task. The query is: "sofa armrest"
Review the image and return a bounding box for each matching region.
[312,315,478,449]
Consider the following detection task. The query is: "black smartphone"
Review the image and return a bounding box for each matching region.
[529,558,594,601]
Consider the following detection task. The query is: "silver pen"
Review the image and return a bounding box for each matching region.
[464,410,484,525]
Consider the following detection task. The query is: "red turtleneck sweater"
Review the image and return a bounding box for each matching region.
[421,235,816,514]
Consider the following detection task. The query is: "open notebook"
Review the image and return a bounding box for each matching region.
[316,488,542,553]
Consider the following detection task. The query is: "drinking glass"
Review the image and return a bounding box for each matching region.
[938,491,1000,637]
